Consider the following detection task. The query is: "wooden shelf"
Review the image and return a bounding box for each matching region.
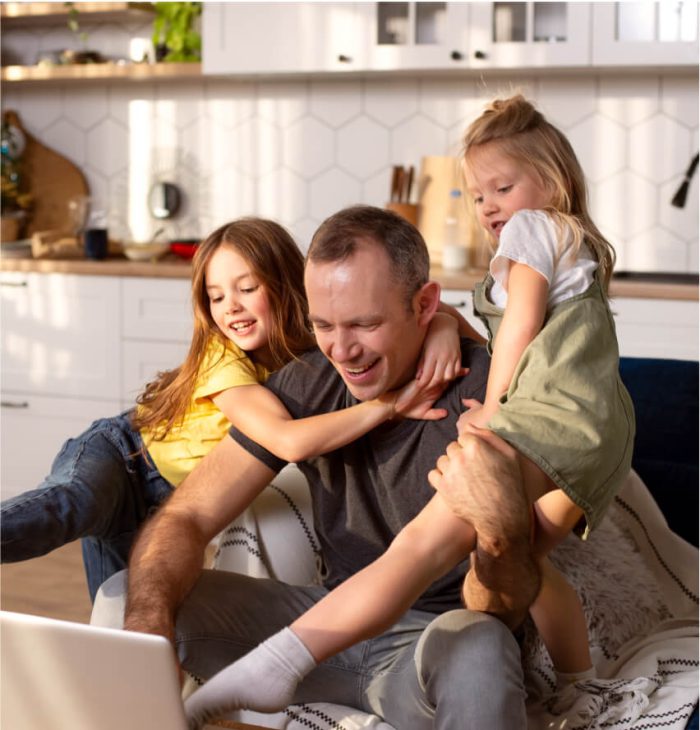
[1,62,202,83]
[0,2,154,26]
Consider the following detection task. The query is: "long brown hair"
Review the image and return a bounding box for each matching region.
[131,218,314,439]
[462,94,616,291]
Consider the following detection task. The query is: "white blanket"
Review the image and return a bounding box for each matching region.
[213,469,698,730]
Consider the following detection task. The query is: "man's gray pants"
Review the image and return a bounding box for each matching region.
[93,569,527,729]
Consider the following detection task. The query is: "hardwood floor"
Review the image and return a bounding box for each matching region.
[1,540,92,623]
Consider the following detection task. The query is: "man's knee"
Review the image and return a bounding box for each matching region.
[415,609,526,718]
[90,569,127,628]
[417,609,520,675]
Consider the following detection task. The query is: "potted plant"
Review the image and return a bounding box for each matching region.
[61,3,104,64]
[152,2,202,62]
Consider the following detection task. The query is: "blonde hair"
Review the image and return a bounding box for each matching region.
[462,94,615,290]
[131,218,314,439]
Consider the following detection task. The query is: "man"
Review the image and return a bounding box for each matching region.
[95,206,528,728]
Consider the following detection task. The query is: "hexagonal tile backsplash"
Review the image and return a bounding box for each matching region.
[1,63,697,271]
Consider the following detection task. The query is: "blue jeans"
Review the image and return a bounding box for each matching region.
[93,569,527,728]
[0,412,173,601]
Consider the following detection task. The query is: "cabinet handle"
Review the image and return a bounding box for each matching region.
[1,400,29,408]
[337,54,352,63]
[474,50,487,60]
[450,50,464,61]
[0,280,28,287]
[444,300,468,309]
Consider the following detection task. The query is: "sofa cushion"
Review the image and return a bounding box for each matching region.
[619,357,699,545]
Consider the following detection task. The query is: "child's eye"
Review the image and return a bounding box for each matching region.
[498,185,513,194]
[240,285,258,294]
[210,295,223,304]
[473,196,483,205]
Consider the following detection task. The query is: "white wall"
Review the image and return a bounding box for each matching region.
[2,22,698,270]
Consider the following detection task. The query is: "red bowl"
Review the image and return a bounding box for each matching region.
[170,240,200,259]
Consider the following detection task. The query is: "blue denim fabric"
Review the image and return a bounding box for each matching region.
[0,412,174,601]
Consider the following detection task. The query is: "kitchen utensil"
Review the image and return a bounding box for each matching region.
[671,152,699,208]
[123,241,170,261]
[2,111,89,238]
[170,239,200,259]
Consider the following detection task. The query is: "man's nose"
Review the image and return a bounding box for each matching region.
[328,329,359,362]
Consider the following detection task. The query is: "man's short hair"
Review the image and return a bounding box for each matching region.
[307,205,430,310]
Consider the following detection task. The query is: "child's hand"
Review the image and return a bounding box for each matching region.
[457,398,498,431]
[416,312,468,389]
[390,368,470,421]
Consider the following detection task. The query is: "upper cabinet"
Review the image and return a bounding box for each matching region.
[592,1,699,66]
[203,2,367,74]
[468,2,591,68]
[360,3,471,71]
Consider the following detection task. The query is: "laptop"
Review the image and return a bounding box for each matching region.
[0,610,221,730]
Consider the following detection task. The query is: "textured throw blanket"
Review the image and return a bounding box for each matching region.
[212,469,699,730]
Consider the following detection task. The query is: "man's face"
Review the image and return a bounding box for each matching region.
[305,241,429,402]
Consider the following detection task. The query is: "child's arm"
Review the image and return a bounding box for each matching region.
[291,494,474,661]
[213,383,406,462]
[459,262,548,429]
[213,306,470,463]
[436,300,487,345]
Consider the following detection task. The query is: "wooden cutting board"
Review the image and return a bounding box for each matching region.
[3,109,89,236]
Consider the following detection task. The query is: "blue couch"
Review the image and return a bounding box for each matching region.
[618,357,699,729]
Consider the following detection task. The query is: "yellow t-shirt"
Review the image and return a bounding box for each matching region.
[141,337,270,487]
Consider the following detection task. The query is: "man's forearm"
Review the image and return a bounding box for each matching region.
[124,504,208,643]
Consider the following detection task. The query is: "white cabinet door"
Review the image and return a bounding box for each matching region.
[203,2,366,74]
[441,289,488,341]
[362,2,471,70]
[120,277,192,406]
[592,2,699,66]
[121,277,192,343]
[0,394,121,500]
[0,272,121,400]
[469,2,591,68]
[611,297,699,361]
[121,340,191,406]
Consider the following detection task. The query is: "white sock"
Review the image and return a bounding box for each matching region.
[555,666,597,690]
[185,627,317,730]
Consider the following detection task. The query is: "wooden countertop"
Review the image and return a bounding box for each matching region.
[1,254,698,301]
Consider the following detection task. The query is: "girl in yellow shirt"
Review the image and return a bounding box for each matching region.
[1,217,478,601]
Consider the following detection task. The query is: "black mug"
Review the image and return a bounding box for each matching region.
[84,228,108,260]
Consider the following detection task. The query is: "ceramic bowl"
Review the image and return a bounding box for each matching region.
[123,241,170,261]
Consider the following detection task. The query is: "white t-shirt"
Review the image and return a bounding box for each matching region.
[489,209,598,309]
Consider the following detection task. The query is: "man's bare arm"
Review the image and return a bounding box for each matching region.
[124,436,277,642]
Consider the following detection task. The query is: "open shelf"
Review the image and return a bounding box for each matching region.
[0,2,154,26]
[1,62,202,83]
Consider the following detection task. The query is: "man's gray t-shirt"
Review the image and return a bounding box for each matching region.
[229,338,489,614]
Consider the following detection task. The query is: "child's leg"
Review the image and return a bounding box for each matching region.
[529,557,592,675]
[184,495,475,728]
[291,494,475,661]
[529,493,593,676]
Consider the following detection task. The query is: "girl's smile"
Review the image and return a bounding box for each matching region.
[205,244,274,364]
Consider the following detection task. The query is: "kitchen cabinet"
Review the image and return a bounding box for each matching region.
[611,297,698,362]
[468,2,591,69]
[442,289,488,339]
[0,273,193,499]
[203,2,367,74]
[361,3,471,71]
[592,1,699,66]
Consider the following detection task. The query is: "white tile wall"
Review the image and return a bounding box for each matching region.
[2,24,698,270]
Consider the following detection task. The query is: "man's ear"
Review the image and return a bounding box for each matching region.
[413,281,441,326]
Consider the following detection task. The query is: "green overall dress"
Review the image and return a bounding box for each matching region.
[474,274,636,538]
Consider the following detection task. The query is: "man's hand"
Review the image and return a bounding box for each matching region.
[428,424,540,629]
